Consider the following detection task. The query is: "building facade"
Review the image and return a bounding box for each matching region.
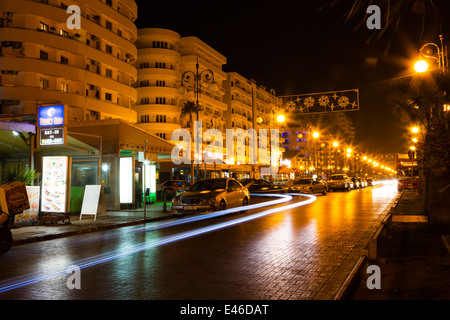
[0,0,138,122]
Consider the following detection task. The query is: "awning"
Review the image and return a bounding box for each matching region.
[68,119,175,158]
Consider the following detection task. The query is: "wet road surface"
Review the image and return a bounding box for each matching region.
[0,183,398,300]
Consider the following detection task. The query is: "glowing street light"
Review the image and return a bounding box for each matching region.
[411,126,419,134]
[414,60,429,73]
[312,132,320,139]
[276,114,286,123]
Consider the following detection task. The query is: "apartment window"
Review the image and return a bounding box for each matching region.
[60,56,69,64]
[105,44,113,54]
[140,62,150,68]
[105,92,112,101]
[141,97,149,104]
[105,68,113,78]
[60,29,69,37]
[152,41,168,49]
[139,80,149,87]
[156,80,165,87]
[141,115,149,123]
[40,78,49,89]
[60,82,69,92]
[155,97,166,104]
[106,0,112,6]
[39,50,49,60]
[39,22,49,32]
[155,62,166,69]
[156,115,167,123]
[105,20,112,30]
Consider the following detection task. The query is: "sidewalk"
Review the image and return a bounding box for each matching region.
[347,190,450,300]
[10,202,175,246]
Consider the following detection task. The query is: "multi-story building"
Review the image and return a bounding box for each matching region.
[0,0,138,122]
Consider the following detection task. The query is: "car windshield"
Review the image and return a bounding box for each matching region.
[190,179,227,191]
[330,175,344,180]
[295,179,312,184]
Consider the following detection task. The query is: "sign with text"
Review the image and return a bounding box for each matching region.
[38,105,65,127]
[40,128,65,145]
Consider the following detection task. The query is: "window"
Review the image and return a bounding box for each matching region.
[141,115,149,123]
[60,82,69,92]
[141,97,149,104]
[60,29,69,37]
[106,0,112,6]
[105,44,112,54]
[140,80,149,87]
[39,22,49,32]
[155,97,166,104]
[155,62,166,68]
[140,62,150,68]
[105,68,112,78]
[60,56,69,64]
[40,78,49,89]
[152,41,168,49]
[105,20,112,30]
[105,92,112,101]
[39,50,49,60]
[156,80,165,87]
[156,115,167,123]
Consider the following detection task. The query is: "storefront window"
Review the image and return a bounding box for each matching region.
[71,160,99,186]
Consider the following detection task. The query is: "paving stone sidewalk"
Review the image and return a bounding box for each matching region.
[348,190,450,300]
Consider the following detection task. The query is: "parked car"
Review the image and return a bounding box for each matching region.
[288,178,327,195]
[239,179,287,194]
[360,178,367,188]
[366,178,375,186]
[350,177,360,189]
[171,178,249,214]
[157,180,191,200]
[327,174,353,191]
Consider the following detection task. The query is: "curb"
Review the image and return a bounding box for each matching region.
[12,215,175,246]
[333,192,402,300]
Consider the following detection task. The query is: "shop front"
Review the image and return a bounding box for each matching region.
[68,119,175,210]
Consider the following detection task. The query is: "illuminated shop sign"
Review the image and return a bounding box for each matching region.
[38,105,64,127]
[40,128,65,145]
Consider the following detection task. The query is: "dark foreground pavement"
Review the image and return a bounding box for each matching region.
[347,190,450,300]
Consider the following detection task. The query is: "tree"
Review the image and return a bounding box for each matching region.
[180,100,200,128]
[180,100,201,183]
[390,72,450,222]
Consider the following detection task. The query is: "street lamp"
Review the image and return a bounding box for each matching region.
[179,59,218,183]
[416,34,448,75]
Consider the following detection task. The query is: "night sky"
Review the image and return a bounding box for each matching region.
[134,0,450,154]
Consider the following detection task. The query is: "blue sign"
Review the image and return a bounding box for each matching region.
[38,105,64,127]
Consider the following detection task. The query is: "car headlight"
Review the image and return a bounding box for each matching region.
[172,196,181,205]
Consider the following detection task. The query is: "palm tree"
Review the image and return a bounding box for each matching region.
[180,100,201,182]
[180,100,199,128]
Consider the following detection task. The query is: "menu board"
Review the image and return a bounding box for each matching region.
[41,156,69,213]
[16,186,40,223]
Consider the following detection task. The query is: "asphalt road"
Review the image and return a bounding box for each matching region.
[0,183,398,301]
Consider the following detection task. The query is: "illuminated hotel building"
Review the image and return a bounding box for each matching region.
[0,0,138,122]
[135,28,227,139]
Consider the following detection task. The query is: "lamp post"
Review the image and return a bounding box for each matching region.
[179,58,218,184]
[415,34,448,75]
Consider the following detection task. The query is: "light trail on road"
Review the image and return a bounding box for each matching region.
[0,193,316,294]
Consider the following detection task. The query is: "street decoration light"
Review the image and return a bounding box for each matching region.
[179,59,218,183]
